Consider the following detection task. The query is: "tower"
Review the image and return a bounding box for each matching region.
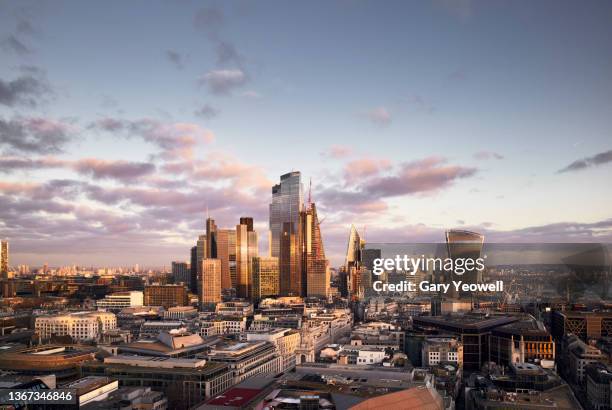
[270,172,303,296]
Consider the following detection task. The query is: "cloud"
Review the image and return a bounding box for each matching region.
[165,50,185,69]
[216,40,243,66]
[0,156,155,183]
[323,145,353,159]
[194,104,220,119]
[194,6,244,68]
[343,157,392,183]
[558,149,612,173]
[0,117,76,154]
[318,156,477,219]
[2,35,31,55]
[362,157,476,197]
[0,73,51,107]
[91,118,214,159]
[365,107,392,126]
[474,150,504,160]
[73,159,156,181]
[199,69,247,95]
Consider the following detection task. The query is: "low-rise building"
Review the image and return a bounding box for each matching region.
[205,340,281,384]
[35,311,116,341]
[81,355,232,409]
[422,337,463,367]
[246,328,300,373]
[96,291,143,311]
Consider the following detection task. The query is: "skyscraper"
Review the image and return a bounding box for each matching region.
[445,229,485,299]
[0,240,7,278]
[201,259,222,306]
[236,220,258,299]
[196,234,207,296]
[216,229,237,291]
[270,172,303,296]
[190,246,198,293]
[252,256,279,302]
[344,226,367,301]
[302,203,329,298]
[206,217,218,259]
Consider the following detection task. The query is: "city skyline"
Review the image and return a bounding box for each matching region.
[1,1,612,267]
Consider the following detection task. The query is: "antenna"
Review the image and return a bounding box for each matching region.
[308,177,312,208]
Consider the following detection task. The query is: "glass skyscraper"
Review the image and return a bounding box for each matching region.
[269,172,303,296]
[269,172,303,258]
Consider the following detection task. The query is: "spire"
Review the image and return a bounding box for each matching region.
[307,177,312,209]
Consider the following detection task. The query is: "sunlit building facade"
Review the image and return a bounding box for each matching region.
[216,229,237,291]
[302,203,329,298]
[201,259,222,306]
[270,172,303,296]
[252,256,279,302]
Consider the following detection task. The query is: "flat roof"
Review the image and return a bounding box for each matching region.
[206,387,262,407]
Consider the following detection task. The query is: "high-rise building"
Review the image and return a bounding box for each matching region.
[171,261,190,285]
[239,217,254,232]
[190,246,198,293]
[302,203,329,298]
[206,217,218,259]
[280,221,303,296]
[236,220,258,299]
[196,235,207,296]
[252,256,279,302]
[445,229,484,299]
[216,229,237,291]
[201,259,222,306]
[270,172,303,296]
[344,226,367,301]
[144,284,188,308]
[0,240,8,278]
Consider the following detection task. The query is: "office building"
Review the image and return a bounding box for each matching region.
[190,245,198,293]
[35,311,117,341]
[144,284,188,308]
[196,235,207,295]
[551,310,612,342]
[490,318,555,365]
[236,221,258,299]
[0,240,8,278]
[445,229,484,298]
[413,314,520,371]
[252,256,279,302]
[201,259,222,306]
[422,338,463,367]
[96,291,144,311]
[270,172,303,296]
[302,203,329,298]
[172,261,190,285]
[216,229,237,290]
[246,328,301,373]
[206,217,218,259]
[82,356,232,409]
[205,340,281,384]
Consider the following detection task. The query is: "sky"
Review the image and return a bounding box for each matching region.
[1,0,611,268]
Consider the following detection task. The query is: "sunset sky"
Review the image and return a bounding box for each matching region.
[1,0,611,267]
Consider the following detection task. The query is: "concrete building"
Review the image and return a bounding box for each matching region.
[205,340,281,384]
[246,328,301,373]
[201,259,222,306]
[422,338,463,367]
[96,291,144,311]
[35,311,116,341]
[82,355,232,409]
[144,284,188,308]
